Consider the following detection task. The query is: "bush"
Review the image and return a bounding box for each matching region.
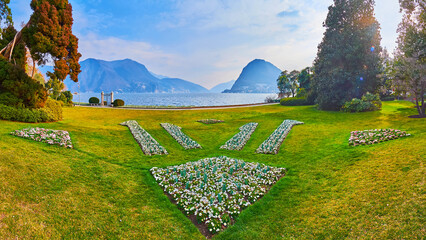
[113,99,125,107]
[342,92,382,113]
[89,97,99,104]
[0,56,47,108]
[0,99,63,122]
[381,96,395,101]
[280,97,309,106]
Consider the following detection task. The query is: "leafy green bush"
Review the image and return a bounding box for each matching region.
[280,97,309,106]
[113,99,125,107]
[381,96,395,101]
[342,93,382,112]
[0,99,62,122]
[0,56,47,108]
[89,97,99,104]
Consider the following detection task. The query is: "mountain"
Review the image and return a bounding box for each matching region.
[39,58,209,93]
[209,80,236,93]
[225,59,281,93]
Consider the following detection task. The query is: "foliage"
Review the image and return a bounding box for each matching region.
[58,90,73,105]
[0,56,47,108]
[0,98,62,122]
[0,0,11,30]
[88,97,99,104]
[280,97,310,106]
[0,26,26,68]
[277,70,298,98]
[45,76,64,100]
[23,0,81,82]
[342,92,382,112]
[388,0,425,117]
[298,67,312,90]
[312,0,382,110]
[113,99,124,107]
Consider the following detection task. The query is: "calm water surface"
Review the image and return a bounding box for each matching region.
[74,92,277,107]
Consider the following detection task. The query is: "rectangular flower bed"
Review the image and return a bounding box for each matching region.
[220,122,258,150]
[150,156,286,236]
[349,128,411,146]
[256,119,303,154]
[121,120,168,155]
[10,127,73,148]
[161,123,201,149]
[197,119,224,124]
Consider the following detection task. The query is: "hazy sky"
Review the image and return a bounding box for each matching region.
[11,0,402,89]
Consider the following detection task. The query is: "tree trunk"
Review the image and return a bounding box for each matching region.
[0,21,30,60]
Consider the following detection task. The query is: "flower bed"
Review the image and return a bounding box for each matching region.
[121,120,168,155]
[161,123,201,149]
[150,156,285,235]
[197,119,224,124]
[256,119,303,154]
[10,127,73,148]
[220,122,258,150]
[349,129,411,146]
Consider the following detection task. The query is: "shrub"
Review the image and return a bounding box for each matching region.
[0,99,62,122]
[381,96,395,101]
[89,97,99,104]
[113,99,125,107]
[342,93,382,113]
[280,97,309,106]
[0,56,48,108]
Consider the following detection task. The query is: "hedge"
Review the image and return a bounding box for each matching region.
[0,98,62,122]
[280,97,310,106]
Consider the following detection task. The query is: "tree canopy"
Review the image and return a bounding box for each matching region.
[312,0,382,110]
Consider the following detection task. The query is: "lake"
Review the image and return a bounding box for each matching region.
[73,92,277,107]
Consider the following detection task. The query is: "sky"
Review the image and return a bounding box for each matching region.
[10,0,402,89]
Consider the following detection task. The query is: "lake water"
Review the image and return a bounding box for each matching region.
[73,92,277,107]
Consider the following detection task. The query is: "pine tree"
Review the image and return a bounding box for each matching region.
[312,0,382,110]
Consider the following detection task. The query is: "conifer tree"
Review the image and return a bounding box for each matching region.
[312,0,382,110]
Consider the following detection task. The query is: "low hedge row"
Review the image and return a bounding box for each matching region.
[0,98,62,122]
[280,97,310,106]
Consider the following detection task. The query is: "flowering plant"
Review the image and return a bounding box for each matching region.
[150,156,285,234]
[197,119,224,124]
[10,127,73,148]
[256,119,303,154]
[220,122,258,150]
[120,120,168,155]
[161,123,201,149]
[349,129,410,146]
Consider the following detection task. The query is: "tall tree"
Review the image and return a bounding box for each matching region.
[0,0,12,30]
[312,0,382,110]
[298,67,312,90]
[390,0,425,117]
[0,0,81,82]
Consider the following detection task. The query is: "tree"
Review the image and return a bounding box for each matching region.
[0,0,12,31]
[277,70,289,98]
[45,76,64,100]
[390,0,425,117]
[298,67,312,90]
[0,0,81,82]
[312,0,382,110]
[287,70,300,97]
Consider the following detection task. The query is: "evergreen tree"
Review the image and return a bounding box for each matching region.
[312,0,382,110]
[390,0,425,117]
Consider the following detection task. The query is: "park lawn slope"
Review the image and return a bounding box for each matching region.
[0,101,424,239]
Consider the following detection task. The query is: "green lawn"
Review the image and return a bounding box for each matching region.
[0,101,424,239]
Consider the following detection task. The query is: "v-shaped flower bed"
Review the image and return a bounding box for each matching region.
[256,119,304,154]
[161,123,201,149]
[120,120,167,155]
[349,128,411,146]
[150,156,286,236]
[10,127,73,148]
[220,122,258,150]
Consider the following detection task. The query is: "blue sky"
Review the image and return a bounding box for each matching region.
[11,0,402,89]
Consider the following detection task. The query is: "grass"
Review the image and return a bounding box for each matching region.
[0,101,424,239]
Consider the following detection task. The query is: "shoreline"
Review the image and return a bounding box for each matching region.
[75,102,279,110]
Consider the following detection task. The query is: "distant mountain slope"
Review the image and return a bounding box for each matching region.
[226,59,281,93]
[39,58,208,93]
[209,80,236,93]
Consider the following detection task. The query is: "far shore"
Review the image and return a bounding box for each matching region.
[74,102,279,110]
